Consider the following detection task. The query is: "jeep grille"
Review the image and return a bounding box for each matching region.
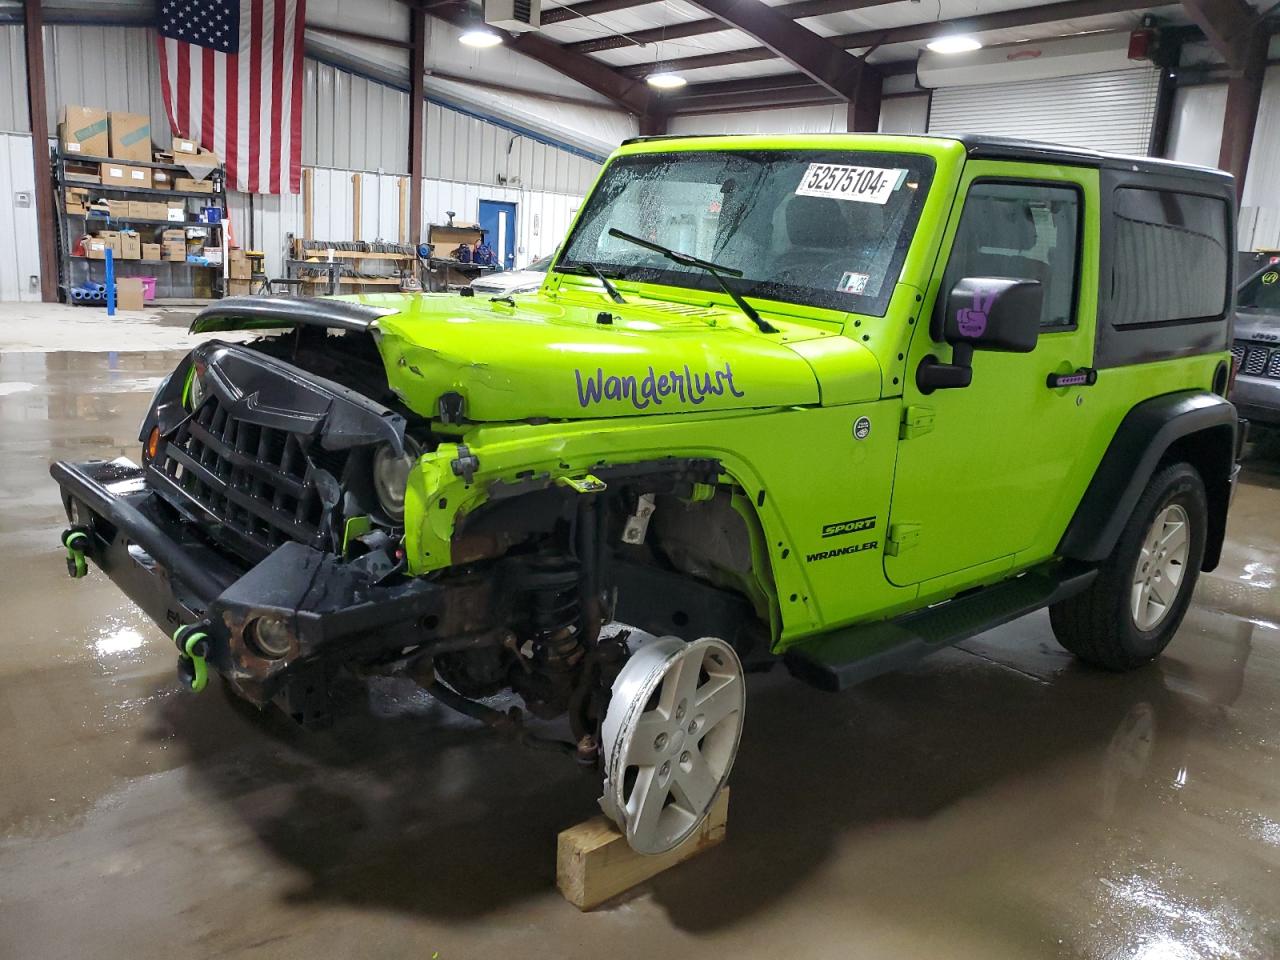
[153,393,346,563]
[1233,342,1280,378]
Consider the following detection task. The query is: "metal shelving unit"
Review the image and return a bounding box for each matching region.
[51,146,231,303]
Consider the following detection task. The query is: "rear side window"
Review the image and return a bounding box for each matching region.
[1110,188,1230,325]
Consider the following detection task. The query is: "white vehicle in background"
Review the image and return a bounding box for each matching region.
[470,252,554,296]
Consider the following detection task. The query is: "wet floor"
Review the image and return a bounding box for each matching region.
[1,340,1278,960]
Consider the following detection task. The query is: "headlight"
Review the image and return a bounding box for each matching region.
[372,437,421,521]
[186,362,209,410]
[246,615,292,659]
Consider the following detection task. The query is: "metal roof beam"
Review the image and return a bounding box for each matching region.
[565,0,899,55]
[1180,0,1261,66]
[681,0,864,100]
[620,0,1169,77]
[542,0,662,26]
[416,1,655,115]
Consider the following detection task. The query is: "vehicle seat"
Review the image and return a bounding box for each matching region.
[772,196,858,285]
[949,197,1049,293]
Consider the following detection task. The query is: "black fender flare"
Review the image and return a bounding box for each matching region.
[1058,390,1239,572]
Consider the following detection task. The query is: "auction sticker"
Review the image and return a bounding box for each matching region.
[838,271,870,294]
[796,163,906,205]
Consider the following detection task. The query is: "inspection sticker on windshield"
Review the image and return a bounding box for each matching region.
[838,271,870,294]
[796,163,907,205]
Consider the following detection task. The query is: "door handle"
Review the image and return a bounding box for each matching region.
[1047,367,1097,389]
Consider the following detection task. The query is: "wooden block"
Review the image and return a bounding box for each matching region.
[556,788,728,911]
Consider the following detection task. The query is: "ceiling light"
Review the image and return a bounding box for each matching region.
[459,28,503,48]
[646,72,687,90]
[926,35,983,54]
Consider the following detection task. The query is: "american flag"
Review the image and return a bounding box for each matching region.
[156,0,306,194]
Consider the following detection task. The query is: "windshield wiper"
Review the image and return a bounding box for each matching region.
[555,262,626,304]
[606,228,777,334]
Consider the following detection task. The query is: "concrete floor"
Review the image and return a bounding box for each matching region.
[2,309,1278,959]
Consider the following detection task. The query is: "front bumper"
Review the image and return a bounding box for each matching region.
[51,457,493,706]
[1231,375,1280,426]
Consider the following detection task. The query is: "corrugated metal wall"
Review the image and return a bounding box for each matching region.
[0,132,42,301]
[290,61,605,192]
[304,59,410,174]
[0,25,27,134]
[41,25,173,147]
[928,68,1160,155]
[1166,83,1228,169]
[424,100,599,195]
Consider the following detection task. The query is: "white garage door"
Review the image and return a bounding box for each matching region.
[927,68,1161,156]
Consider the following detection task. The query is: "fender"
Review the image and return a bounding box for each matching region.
[1059,390,1238,571]
[189,296,395,334]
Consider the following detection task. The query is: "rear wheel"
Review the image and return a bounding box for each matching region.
[1051,462,1207,670]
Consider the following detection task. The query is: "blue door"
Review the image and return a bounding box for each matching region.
[478,200,517,270]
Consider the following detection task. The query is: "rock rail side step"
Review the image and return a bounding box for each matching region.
[784,564,1097,692]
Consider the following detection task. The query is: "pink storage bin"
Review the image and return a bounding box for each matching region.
[138,276,158,302]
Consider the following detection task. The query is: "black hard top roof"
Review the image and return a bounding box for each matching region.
[620,132,1233,185]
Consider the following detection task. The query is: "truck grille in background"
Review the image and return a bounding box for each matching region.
[156,394,347,562]
[1234,342,1280,379]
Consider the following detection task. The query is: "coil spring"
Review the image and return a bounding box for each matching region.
[519,558,584,673]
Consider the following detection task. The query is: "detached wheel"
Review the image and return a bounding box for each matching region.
[1051,462,1207,671]
[600,636,744,855]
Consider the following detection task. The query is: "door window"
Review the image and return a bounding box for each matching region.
[943,181,1081,328]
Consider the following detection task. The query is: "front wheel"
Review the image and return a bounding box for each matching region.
[1051,462,1207,670]
[599,635,745,855]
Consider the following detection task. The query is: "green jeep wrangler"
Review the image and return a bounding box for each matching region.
[52,134,1243,855]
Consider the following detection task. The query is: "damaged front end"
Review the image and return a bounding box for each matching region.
[52,320,511,723]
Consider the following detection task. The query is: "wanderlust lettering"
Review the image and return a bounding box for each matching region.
[574,362,745,410]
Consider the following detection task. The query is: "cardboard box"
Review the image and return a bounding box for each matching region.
[118,232,141,260]
[102,163,152,189]
[228,250,252,280]
[127,200,165,220]
[172,137,198,155]
[161,228,186,243]
[84,233,120,259]
[227,279,254,296]
[58,105,109,156]
[128,201,164,220]
[108,112,152,163]
[174,177,214,194]
[64,187,89,216]
[163,240,186,262]
[151,169,172,189]
[167,204,187,223]
[141,243,162,261]
[64,161,100,184]
[116,278,145,311]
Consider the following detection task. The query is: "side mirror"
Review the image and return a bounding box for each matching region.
[918,277,1044,394]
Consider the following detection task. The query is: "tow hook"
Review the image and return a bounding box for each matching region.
[174,622,212,693]
[61,526,91,578]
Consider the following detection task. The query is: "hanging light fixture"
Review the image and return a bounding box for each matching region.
[459,27,503,48]
[925,35,982,54]
[646,71,687,89]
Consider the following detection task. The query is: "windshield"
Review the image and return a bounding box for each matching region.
[1239,265,1280,312]
[529,253,554,273]
[558,149,934,317]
